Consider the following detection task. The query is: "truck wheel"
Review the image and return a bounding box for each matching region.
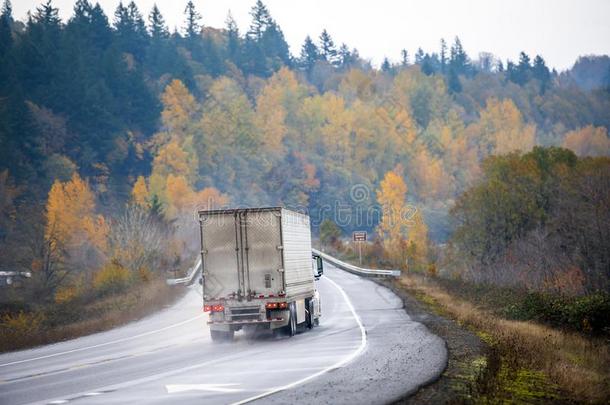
[306,299,314,329]
[288,302,297,337]
[210,329,234,342]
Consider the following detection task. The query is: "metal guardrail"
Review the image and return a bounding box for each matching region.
[168,248,400,286]
[166,257,202,286]
[313,248,401,278]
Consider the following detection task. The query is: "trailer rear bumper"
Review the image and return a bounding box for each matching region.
[207,318,285,325]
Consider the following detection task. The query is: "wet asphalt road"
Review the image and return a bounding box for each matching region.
[0,263,446,405]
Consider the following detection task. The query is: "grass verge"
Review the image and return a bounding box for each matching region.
[395,274,609,404]
[0,279,184,353]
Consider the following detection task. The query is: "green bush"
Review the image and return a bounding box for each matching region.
[504,292,610,334]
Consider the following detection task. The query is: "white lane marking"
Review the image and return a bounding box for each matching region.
[230,274,367,405]
[31,350,264,405]
[0,314,205,368]
[83,392,102,396]
[166,383,243,394]
[47,401,68,404]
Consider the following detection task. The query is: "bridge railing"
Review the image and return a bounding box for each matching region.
[313,248,401,278]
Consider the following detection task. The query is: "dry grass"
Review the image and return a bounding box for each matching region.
[0,279,183,353]
[399,274,610,403]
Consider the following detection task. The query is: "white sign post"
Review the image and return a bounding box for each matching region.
[352,231,367,265]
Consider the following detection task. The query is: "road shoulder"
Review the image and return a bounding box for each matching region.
[377,278,486,404]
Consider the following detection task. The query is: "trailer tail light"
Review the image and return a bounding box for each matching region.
[204,304,224,312]
[266,302,287,310]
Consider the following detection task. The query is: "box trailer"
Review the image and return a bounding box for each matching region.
[198,207,323,341]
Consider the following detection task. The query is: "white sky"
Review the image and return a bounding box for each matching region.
[12,0,610,71]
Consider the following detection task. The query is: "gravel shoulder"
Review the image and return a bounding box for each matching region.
[377,278,487,404]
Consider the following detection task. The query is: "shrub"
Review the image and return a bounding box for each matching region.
[505,292,610,334]
[93,259,131,295]
[0,311,45,343]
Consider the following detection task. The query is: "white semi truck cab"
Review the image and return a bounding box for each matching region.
[198,207,323,342]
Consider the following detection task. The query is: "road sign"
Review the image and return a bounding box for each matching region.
[353,231,367,242]
[353,231,367,265]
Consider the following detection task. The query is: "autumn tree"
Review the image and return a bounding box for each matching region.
[406,210,429,269]
[469,98,536,157]
[562,125,610,157]
[159,79,198,138]
[376,167,411,267]
[43,173,108,290]
[131,175,149,208]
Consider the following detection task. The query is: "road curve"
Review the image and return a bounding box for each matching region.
[0,264,446,405]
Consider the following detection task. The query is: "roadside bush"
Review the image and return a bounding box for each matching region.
[505,292,610,334]
[0,311,45,345]
[93,259,131,295]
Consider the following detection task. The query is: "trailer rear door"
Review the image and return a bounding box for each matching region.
[200,209,284,300]
[240,210,284,298]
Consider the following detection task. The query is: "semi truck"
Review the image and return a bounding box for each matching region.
[198,207,323,342]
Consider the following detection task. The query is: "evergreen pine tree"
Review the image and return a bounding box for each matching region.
[0,0,12,56]
[515,51,531,85]
[449,36,469,75]
[247,0,271,41]
[149,4,169,40]
[400,49,409,66]
[299,35,319,73]
[415,47,424,64]
[440,38,447,73]
[381,57,392,73]
[532,54,551,92]
[339,43,352,68]
[319,29,337,64]
[497,59,504,72]
[225,11,240,60]
[448,66,461,93]
[183,0,201,40]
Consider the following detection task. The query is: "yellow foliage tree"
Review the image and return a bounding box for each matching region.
[471,98,536,156]
[45,173,107,255]
[165,174,229,219]
[410,148,449,201]
[376,167,410,266]
[255,67,302,154]
[131,176,149,208]
[563,125,610,157]
[160,79,198,136]
[406,209,429,269]
[152,140,192,179]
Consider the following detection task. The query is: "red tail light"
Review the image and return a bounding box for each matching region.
[204,304,224,312]
[266,302,287,310]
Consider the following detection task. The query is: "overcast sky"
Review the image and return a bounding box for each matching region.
[12,0,610,71]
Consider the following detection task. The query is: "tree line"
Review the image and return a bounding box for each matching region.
[0,0,609,304]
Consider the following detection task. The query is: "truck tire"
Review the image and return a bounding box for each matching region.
[305,299,314,329]
[210,329,234,342]
[288,302,297,337]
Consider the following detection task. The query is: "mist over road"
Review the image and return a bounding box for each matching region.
[0,264,446,405]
